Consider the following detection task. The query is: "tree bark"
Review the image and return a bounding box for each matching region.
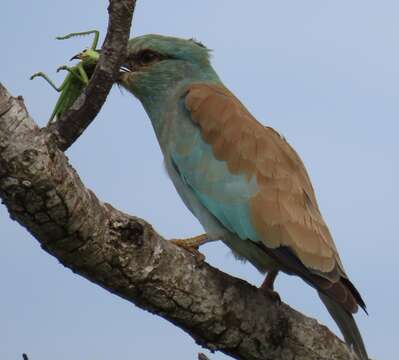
[0,1,361,359]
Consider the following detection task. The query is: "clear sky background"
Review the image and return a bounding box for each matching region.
[1,1,398,359]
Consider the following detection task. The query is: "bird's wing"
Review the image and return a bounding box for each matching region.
[175,83,365,314]
[185,84,339,269]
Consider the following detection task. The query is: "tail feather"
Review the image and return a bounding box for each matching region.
[319,292,368,360]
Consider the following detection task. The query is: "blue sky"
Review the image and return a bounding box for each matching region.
[1,1,398,359]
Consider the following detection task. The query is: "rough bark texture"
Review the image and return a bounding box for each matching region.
[0,83,360,360]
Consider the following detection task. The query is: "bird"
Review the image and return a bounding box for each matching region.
[118,34,368,359]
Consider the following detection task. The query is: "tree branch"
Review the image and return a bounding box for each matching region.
[0,82,359,360]
[46,0,137,151]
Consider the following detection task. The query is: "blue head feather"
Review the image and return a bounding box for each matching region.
[120,34,221,115]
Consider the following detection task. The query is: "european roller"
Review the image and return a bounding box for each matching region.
[118,34,368,359]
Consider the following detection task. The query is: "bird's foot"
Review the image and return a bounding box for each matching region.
[260,287,281,304]
[169,234,208,265]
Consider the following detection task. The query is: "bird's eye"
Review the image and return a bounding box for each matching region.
[138,50,160,65]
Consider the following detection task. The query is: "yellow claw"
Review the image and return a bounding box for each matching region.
[169,234,208,264]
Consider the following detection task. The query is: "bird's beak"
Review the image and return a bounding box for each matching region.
[120,66,131,73]
[118,57,133,83]
[119,54,138,74]
[117,68,130,84]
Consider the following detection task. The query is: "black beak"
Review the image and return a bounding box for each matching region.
[119,54,137,74]
[120,66,131,73]
[118,58,133,81]
[117,66,130,83]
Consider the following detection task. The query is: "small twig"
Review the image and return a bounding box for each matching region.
[47,0,137,151]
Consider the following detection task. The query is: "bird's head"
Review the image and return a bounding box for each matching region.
[118,34,220,104]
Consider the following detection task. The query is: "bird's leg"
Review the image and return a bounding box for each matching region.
[261,269,279,290]
[260,269,281,303]
[170,234,208,264]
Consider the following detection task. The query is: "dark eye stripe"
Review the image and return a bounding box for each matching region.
[121,49,176,73]
[129,49,176,63]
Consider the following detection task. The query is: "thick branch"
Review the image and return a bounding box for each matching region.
[46,0,137,151]
[0,84,359,360]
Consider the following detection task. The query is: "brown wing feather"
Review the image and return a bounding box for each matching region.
[186,84,339,271]
[185,83,365,313]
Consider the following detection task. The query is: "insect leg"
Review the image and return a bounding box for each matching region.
[57,65,89,85]
[76,63,90,84]
[30,72,68,92]
[56,30,100,50]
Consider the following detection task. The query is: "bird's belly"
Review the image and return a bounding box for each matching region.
[164,157,277,273]
[164,157,229,241]
[159,102,277,272]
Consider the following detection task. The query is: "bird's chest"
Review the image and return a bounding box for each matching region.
[152,97,277,272]
[157,97,200,157]
[157,98,258,235]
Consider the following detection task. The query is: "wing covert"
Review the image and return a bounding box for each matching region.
[185,83,344,275]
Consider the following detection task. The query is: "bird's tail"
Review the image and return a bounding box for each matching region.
[318,292,368,360]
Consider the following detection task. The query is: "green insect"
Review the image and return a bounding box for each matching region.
[30,30,101,124]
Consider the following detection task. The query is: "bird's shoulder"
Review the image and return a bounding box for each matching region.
[185,83,315,202]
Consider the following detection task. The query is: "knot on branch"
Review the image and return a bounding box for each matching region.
[119,221,144,246]
[108,209,145,248]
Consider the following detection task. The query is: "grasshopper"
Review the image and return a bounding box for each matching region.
[31,30,101,124]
